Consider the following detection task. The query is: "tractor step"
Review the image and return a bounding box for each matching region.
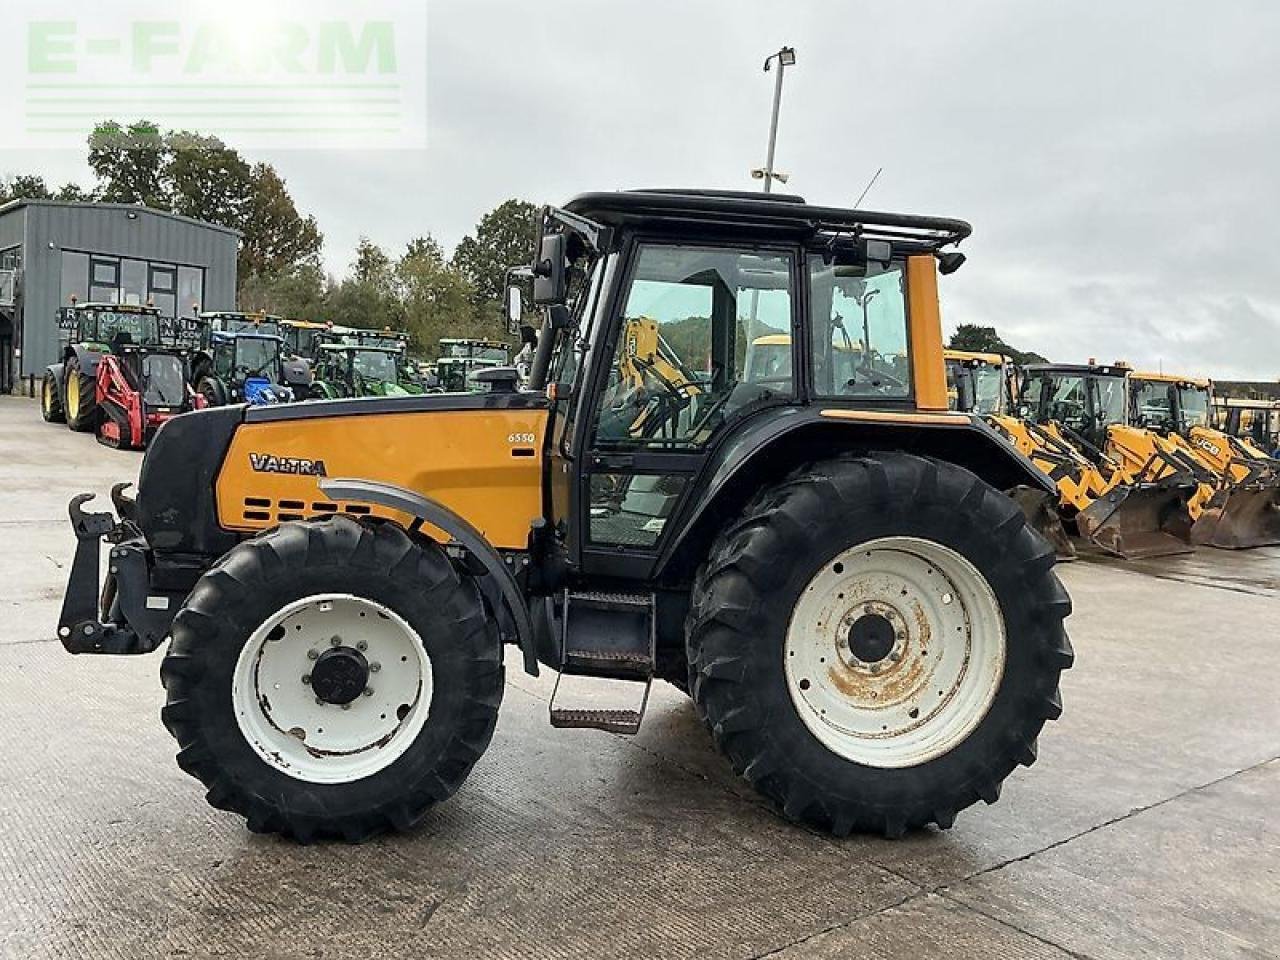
[548,589,655,735]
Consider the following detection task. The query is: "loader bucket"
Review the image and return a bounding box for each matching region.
[1190,486,1280,549]
[1006,485,1076,559]
[1075,484,1196,559]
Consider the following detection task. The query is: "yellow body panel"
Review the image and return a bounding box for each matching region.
[216,407,549,550]
[819,408,968,426]
[906,256,948,411]
[943,349,1008,366]
[1131,370,1210,389]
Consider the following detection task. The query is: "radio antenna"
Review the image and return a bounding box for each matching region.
[853,167,883,209]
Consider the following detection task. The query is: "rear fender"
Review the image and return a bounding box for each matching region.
[69,344,102,379]
[657,408,1055,581]
[318,478,538,677]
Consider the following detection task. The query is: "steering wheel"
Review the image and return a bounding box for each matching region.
[841,363,908,396]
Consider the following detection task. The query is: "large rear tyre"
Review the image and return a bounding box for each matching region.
[40,372,65,423]
[687,453,1073,838]
[64,357,98,432]
[160,517,503,842]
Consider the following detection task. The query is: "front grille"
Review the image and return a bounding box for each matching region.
[240,498,373,525]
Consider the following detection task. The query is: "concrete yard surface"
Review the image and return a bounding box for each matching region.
[1,394,1278,960]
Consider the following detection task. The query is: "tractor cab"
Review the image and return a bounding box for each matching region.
[1019,362,1130,453]
[1218,398,1280,456]
[1127,372,1214,434]
[434,338,511,393]
[310,343,416,398]
[944,350,1014,416]
[192,314,293,407]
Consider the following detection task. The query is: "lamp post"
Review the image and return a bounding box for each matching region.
[752,46,796,193]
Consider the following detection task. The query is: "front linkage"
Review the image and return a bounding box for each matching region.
[58,485,184,656]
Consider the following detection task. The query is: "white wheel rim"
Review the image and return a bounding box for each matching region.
[784,537,1005,769]
[232,593,433,784]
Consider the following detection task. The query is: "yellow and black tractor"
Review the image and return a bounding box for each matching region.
[945,351,1194,559]
[58,189,1072,842]
[1128,372,1280,548]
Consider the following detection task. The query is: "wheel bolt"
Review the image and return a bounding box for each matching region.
[362,687,373,697]
[315,696,325,706]
[369,662,381,673]
[341,703,351,711]
[307,649,319,661]
[330,636,341,647]
[302,674,311,685]
[356,640,368,652]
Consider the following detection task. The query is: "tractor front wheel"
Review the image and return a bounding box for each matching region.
[40,372,65,423]
[160,517,504,842]
[64,357,98,432]
[687,453,1073,838]
[197,376,229,407]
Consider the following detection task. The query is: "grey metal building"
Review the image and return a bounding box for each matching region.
[0,201,239,391]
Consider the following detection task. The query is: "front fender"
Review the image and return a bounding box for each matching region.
[318,478,538,677]
[656,407,1055,580]
[70,344,102,378]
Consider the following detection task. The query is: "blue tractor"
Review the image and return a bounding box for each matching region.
[191,312,296,407]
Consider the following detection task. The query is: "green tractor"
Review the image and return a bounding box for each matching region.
[433,338,510,393]
[307,343,425,399]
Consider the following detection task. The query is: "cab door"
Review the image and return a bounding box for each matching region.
[570,239,799,580]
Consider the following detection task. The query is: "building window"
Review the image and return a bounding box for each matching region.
[149,263,177,318]
[177,266,204,317]
[89,257,120,303]
[120,259,148,307]
[60,252,90,306]
[0,246,21,271]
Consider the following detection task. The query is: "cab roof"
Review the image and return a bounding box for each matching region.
[944,349,1008,365]
[1131,371,1211,389]
[563,189,971,251]
[1023,362,1129,379]
[71,301,160,314]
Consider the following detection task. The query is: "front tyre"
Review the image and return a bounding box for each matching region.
[41,371,65,423]
[160,517,503,842]
[687,453,1073,838]
[64,357,98,432]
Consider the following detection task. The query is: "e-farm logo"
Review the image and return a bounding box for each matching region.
[9,2,426,149]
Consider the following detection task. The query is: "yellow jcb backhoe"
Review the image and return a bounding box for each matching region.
[1129,372,1280,548]
[945,351,1195,559]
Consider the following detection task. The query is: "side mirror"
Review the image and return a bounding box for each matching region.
[532,234,567,305]
[505,285,524,335]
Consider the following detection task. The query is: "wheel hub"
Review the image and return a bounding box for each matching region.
[848,611,896,664]
[784,537,1006,769]
[311,645,370,705]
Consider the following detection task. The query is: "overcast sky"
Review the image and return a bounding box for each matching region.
[5,0,1280,378]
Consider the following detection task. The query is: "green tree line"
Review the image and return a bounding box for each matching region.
[0,121,539,359]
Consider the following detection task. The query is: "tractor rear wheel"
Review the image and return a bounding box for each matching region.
[687,453,1072,838]
[64,357,98,432]
[40,372,65,423]
[160,516,503,842]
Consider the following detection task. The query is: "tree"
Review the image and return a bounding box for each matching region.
[54,183,96,202]
[0,174,54,202]
[238,164,324,286]
[88,120,169,207]
[452,199,540,306]
[325,238,402,331]
[396,236,484,355]
[238,262,329,319]
[949,324,1047,365]
[167,131,255,230]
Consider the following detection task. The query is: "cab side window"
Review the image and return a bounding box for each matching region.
[592,244,794,449]
[808,256,911,399]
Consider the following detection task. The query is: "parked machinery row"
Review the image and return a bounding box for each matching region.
[37,303,512,448]
[945,351,1280,556]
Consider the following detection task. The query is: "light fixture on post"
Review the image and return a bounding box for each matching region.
[755,46,797,193]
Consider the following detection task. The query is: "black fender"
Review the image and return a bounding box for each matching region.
[68,344,103,379]
[656,406,1056,581]
[318,477,539,677]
